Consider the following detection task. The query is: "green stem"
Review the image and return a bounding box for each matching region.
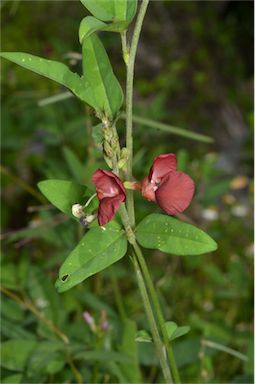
[118,204,180,382]
[119,1,180,382]
[110,268,126,321]
[124,0,150,227]
[132,241,181,384]
[132,255,172,383]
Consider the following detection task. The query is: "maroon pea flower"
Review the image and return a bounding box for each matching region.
[140,153,195,215]
[92,169,126,226]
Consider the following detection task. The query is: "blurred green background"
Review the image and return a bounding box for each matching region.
[1,1,253,383]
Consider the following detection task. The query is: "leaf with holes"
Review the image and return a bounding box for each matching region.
[38,179,95,219]
[136,213,217,256]
[0,52,96,108]
[80,0,137,23]
[55,220,127,292]
[82,34,123,120]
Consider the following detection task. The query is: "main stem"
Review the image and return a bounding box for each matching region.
[118,204,180,383]
[125,0,150,227]
[132,255,172,383]
[132,241,181,383]
[120,1,181,382]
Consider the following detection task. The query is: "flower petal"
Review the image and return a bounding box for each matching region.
[92,169,126,199]
[98,195,125,226]
[155,171,195,215]
[149,153,177,183]
[141,177,157,202]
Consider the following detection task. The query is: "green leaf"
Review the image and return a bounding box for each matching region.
[0,339,37,371]
[92,123,103,145]
[165,321,191,341]
[119,319,141,383]
[79,16,130,43]
[79,16,107,43]
[62,146,85,183]
[80,0,137,23]
[120,113,214,143]
[136,213,218,256]
[73,349,132,363]
[171,326,191,340]
[2,374,23,384]
[114,0,137,22]
[135,329,152,343]
[80,0,115,21]
[1,318,36,341]
[82,34,123,120]
[26,341,64,376]
[55,220,127,292]
[165,321,178,339]
[0,52,96,108]
[38,179,89,219]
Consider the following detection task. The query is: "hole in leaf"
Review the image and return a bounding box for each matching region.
[61,274,69,282]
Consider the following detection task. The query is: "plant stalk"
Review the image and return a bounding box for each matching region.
[119,1,181,382]
[118,204,180,383]
[124,0,150,227]
[132,241,181,383]
[132,255,172,383]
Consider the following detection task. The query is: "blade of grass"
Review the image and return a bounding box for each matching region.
[120,113,214,143]
[201,339,249,361]
[37,91,73,107]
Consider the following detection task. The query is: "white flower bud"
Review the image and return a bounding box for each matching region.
[72,204,84,219]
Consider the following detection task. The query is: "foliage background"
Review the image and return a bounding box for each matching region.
[1,1,253,383]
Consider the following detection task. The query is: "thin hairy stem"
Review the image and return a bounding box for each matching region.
[124,0,150,227]
[132,241,181,383]
[118,1,181,381]
[118,204,180,383]
[132,255,172,383]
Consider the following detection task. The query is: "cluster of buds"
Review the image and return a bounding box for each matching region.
[101,117,120,169]
[83,310,109,336]
[101,117,129,171]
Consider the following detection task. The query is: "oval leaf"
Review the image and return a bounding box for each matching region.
[79,16,107,43]
[38,179,91,218]
[82,34,123,119]
[79,16,130,44]
[0,52,96,108]
[115,0,137,23]
[0,340,37,371]
[165,321,190,341]
[80,0,115,21]
[136,213,218,255]
[55,220,127,292]
[80,0,137,23]
[170,326,191,341]
[165,321,178,339]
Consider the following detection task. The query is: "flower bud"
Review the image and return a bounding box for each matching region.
[103,141,113,158]
[72,204,84,219]
[118,147,129,169]
[102,116,110,128]
[79,213,97,228]
[103,155,113,169]
[83,311,97,333]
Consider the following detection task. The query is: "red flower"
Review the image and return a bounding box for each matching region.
[92,169,126,226]
[141,154,195,215]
